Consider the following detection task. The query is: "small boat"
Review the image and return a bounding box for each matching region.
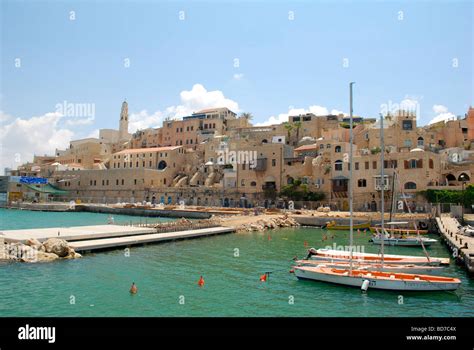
[370,235,437,247]
[295,259,445,274]
[369,222,437,247]
[325,220,371,230]
[369,227,428,235]
[311,248,450,265]
[293,266,461,291]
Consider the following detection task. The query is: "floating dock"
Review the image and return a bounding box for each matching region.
[1,224,236,253]
[1,225,156,243]
[436,215,474,275]
[69,226,235,252]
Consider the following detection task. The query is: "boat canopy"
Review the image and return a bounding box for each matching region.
[386,221,409,225]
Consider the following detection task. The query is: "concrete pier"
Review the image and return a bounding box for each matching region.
[1,225,156,243]
[69,226,235,252]
[436,215,474,275]
[1,224,236,253]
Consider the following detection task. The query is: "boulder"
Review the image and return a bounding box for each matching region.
[21,250,59,263]
[25,238,42,250]
[43,238,70,257]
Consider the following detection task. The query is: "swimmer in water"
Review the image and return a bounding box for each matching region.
[130,282,137,294]
[108,215,115,224]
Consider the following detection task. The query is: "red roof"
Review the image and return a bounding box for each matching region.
[114,146,182,155]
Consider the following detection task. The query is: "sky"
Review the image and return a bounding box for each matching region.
[0,0,473,170]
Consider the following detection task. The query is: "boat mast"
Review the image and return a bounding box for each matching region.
[380,113,385,266]
[349,82,355,274]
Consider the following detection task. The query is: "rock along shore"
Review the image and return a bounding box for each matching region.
[0,238,82,263]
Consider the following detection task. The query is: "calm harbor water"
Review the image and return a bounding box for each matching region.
[0,208,473,317]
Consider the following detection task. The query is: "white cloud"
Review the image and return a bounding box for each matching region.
[428,104,456,124]
[128,84,240,131]
[233,73,244,80]
[0,112,74,170]
[432,104,448,114]
[129,110,164,133]
[255,105,345,126]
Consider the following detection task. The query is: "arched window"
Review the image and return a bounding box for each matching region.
[357,179,367,187]
[429,159,434,169]
[334,160,343,171]
[335,145,342,153]
[446,174,456,182]
[158,160,167,170]
[458,173,470,182]
[404,182,417,190]
[262,139,268,144]
[417,137,424,146]
[250,181,257,187]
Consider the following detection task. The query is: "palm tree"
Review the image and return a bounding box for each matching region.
[240,112,253,120]
[293,121,302,144]
[283,122,293,143]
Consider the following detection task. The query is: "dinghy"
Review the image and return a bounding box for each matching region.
[295,259,445,274]
[293,266,461,291]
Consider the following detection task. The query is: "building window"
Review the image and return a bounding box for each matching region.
[406,159,422,169]
[429,159,434,169]
[372,161,377,169]
[241,179,245,186]
[334,160,343,171]
[402,120,413,130]
[404,139,412,147]
[272,159,276,166]
[355,162,359,170]
[365,161,369,170]
[404,182,417,190]
[417,137,424,146]
[335,145,342,153]
[250,181,257,187]
[357,179,367,187]
[121,179,124,185]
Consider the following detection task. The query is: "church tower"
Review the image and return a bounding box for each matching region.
[119,100,129,140]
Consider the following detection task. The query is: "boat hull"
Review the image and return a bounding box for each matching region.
[326,222,371,230]
[296,260,445,275]
[370,237,437,247]
[369,227,429,235]
[294,267,460,291]
[313,248,450,265]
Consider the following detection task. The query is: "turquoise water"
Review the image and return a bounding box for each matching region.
[0,208,473,317]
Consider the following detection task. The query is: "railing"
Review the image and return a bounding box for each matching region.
[118,219,220,233]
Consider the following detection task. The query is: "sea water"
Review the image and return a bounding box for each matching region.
[0,208,473,317]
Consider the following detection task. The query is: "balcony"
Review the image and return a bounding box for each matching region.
[252,158,267,171]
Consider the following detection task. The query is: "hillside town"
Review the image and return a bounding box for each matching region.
[2,102,474,212]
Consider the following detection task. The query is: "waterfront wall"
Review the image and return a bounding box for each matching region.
[76,204,213,219]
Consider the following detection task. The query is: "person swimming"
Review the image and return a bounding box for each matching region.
[107,215,115,224]
[130,282,137,294]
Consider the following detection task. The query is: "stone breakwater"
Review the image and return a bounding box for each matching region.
[0,238,82,263]
[215,214,300,233]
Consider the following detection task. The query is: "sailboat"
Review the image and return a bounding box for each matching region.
[369,221,438,247]
[293,266,460,291]
[369,171,435,246]
[294,259,445,274]
[307,248,449,266]
[293,88,459,291]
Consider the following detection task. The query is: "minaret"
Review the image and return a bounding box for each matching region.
[119,100,129,140]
